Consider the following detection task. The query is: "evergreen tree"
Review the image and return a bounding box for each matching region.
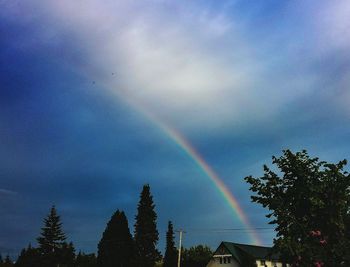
[163,221,177,267]
[0,254,3,264]
[3,255,13,267]
[15,244,41,267]
[97,210,134,267]
[134,184,160,267]
[58,242,75,267]
[76,252,97,267]
[37,205,68,267]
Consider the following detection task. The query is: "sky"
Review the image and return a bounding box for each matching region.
[1,0,350,259]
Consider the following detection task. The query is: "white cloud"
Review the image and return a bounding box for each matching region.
[11,0,349,130]
[312,0,350,53]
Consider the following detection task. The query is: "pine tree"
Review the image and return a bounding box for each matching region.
[15,244,40,267]
[37,205,67,267]
[163,221,177,267]
[58,242,75,267]
[97,210,134,267]
[76,251,97,267]
[0,254,3,264]
[134,184,160,267]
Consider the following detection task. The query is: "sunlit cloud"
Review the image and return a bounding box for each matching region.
[3,0,346,133]
[2,0,349,131]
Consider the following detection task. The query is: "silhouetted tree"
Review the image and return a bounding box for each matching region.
[163,221,177,267]
[37,205,74,267]
[134,184,160,267]
[58,242,75,267]
[2,255,13,267]
[182,245,212,267]
[15,244,40,267]
[245,150,350,266]
[97,210,134,267]
[76,252,97,267]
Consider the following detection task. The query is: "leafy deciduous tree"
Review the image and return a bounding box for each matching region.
[245,150,350,266]
[181,245,212,267]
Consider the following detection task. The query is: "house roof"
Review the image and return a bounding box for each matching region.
[215,242,281,265]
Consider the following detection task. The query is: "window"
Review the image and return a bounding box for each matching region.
[227,257,231,263]
[260,260,266,266]
[223,257,226,264]
[219,257,222,264]
[272,261,278,267]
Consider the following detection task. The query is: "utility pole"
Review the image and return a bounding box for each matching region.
[176,229,186,267]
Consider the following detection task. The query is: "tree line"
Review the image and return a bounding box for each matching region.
[1,184,212,267]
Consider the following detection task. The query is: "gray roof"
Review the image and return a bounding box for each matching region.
[215,242,281,265]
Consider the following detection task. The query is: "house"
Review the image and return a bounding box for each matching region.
[206,241,289,267]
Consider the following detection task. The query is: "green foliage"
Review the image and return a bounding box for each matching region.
[97,210,134,267]
[163,221,177,267]
[134,184,160,267]
[245,150,350,266]
[76,252,97,267]
[181,245,212,267]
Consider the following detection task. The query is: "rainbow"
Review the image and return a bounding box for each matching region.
[160,126,261,245]
[102,81,262,246]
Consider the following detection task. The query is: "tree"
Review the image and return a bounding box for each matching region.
[58,242,75,267]
[134,184,160,267]
[37,205,74,267]
[15,244,41,267]
[163,221,177,267]
[76,252,97,267]
[181,245,212,267]
[245,150,350,266]
[97,210,134,267]
[2,255,13,267]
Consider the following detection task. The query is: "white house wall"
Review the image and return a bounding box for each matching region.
[206,257,240,267]
[207,258,286,267]
[255,260,284,267]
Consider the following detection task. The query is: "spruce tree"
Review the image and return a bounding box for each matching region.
[163,221,177,267]
[58,242,75,267]
[97,210,134,267]
[134,184,160,267]
[15,244,40,267]
[76,252,97,267]
[37,205,67,267]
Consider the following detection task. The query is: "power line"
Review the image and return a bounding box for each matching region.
[185,227,275,233]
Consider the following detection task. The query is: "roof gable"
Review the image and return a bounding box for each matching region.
[218,242,281,263]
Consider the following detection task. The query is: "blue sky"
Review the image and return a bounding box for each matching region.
[1,0,350,258]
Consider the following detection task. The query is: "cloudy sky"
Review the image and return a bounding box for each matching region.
[1,0,350,258]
